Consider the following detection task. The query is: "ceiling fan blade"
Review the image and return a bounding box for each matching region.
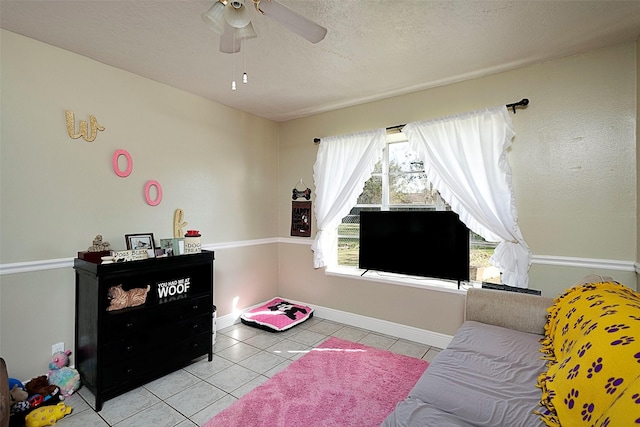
[257,0,327,44]
[219,22,241,53]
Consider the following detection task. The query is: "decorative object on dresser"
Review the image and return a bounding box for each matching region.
[124,233,156,258]
[77,234,112,263]
[173,208,188,238]
[160,238,184,256]
[183,230,202,254]
[74,251,215,411]
[106,284,151,311]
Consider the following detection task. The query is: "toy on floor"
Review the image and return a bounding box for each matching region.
[10,382,29,414]
[25,376,58,398]
[48,350,80,397]
[24,402,72,427]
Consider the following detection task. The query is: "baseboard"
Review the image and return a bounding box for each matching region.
[216,298,453,350]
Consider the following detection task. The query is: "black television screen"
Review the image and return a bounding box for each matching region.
[358,210,470,282]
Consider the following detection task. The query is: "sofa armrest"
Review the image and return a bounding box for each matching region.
[465,288,554,335]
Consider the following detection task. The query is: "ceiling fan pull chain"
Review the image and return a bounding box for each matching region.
[243,40,248,84]
[231,30,237,90]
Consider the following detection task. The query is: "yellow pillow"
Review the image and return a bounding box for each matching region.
[537,282,640,427]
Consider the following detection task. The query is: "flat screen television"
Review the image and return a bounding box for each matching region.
[358,210,470,282]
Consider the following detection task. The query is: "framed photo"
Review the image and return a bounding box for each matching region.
[160,238,184,256]
[125,233,156,258]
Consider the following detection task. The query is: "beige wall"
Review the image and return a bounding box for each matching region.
[277,42,637,331]
[0,30,280,379]
[1,29,638,379]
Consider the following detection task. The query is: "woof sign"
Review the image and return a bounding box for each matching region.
[157,277,190,299]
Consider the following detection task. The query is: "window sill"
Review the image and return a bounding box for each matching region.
[325,266,478,295]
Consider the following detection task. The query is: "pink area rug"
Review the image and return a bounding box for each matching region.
[203,336,429,427]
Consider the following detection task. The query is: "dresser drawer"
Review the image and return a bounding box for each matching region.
[101,332,211,390]
[103,295,212,341]
[102,313,211,361]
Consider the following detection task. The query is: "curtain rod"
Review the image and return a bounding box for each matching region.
[313,98,529,144]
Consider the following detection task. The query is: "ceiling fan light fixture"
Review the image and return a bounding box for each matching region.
[224,1,251,29]
[234,21,257,40]
[201,2,226,34]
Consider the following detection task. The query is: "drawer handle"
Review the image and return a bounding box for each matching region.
[126,345,134,352]
[126,368,134,374]
[126,322,134,329]
[192,305,199,310]
[192,324,200,330]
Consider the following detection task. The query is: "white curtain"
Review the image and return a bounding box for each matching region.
[311,129,386,268]
[402,106,531,287]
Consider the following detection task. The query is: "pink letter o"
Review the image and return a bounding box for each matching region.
[112,149,133,177]
[144,180,162,206]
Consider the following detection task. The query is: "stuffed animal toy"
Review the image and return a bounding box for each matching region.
[10,383,30,414]
[48,350,80,397]
[25,376,58,398]
[24,402,72,427]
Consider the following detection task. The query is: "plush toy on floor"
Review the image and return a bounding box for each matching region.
[48,350,80,397]
[9,382,29,414]
[24,402,72,427]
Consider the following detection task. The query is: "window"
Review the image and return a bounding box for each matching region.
[336,131,500,284]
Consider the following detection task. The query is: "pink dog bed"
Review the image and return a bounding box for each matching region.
[240,298,314,332]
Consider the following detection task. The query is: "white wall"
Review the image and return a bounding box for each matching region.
[277,42,638,335]
[0,30,280,379]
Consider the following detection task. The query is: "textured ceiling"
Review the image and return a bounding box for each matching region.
[2,1,640,122]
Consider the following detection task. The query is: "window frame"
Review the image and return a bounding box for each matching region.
[331,131,498,290]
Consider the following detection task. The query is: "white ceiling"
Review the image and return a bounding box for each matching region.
[2,1,640,122]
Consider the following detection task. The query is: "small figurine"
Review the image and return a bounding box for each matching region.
[87,235,110,252]
[107,285,151,311]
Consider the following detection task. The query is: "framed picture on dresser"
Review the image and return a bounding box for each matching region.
[125,233,156,258]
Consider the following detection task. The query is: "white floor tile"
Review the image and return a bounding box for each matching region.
[53,316,435,426]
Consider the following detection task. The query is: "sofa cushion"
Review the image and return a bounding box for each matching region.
[402,321,546,427]
[538,281,640,427]
[382,398,478,427]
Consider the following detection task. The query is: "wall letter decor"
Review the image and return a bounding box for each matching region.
[65,110,105,142]
[174,209,188,238]
[112,149,133,177]
[144,180,163,206]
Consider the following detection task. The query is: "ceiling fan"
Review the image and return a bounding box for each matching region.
[202,0,328,54]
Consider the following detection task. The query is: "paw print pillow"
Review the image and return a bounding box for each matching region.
[537,281,640,426]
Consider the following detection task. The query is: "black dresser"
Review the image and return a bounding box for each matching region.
[74,251,214,411]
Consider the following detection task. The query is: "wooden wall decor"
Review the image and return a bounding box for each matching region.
[65,110,105,142]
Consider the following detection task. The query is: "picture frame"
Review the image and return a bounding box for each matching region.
[159,238,184,256]
[125,233,156,258]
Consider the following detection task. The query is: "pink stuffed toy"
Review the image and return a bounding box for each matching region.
[48,350,80,397]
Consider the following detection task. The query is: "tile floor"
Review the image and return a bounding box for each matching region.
[50,317,442,427]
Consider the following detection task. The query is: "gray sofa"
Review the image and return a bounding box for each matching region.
[382,287,554,427]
